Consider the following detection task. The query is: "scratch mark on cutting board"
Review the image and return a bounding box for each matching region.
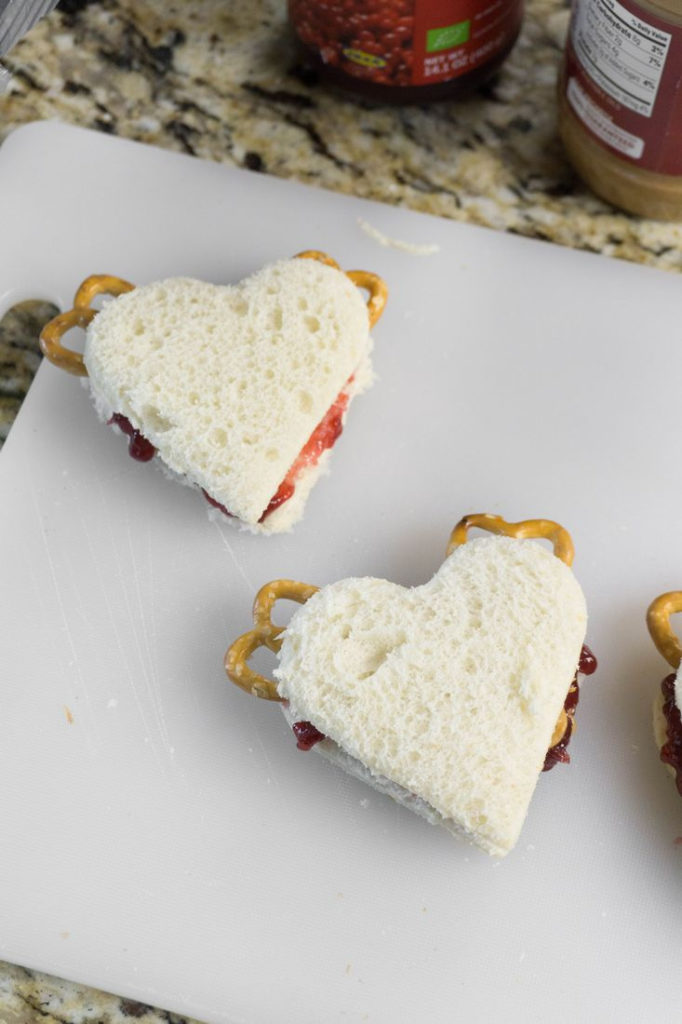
[123,510,175,760]
[249,712,279,782]
[245,702,297,821]
[212,522,255,592]
[79,478,167,771]
[208,528,295,813]
[30,481,102,752]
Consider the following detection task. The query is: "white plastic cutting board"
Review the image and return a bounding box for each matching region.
[1,121,681,1024]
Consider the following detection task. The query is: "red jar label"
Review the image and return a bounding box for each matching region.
[563,0,682,175]
[289,0,523,88]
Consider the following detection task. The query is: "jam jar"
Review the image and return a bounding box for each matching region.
[558,0,682,219]
[288,0,524,103]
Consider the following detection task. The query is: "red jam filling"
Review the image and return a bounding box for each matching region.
[578,644,597,676]
[204,380,352,523]
[202,488,233,517]
[659,672,682,796]
[264,388,349,520]
[543,643,597,772]
[292,720,326,751]
[108,413,156,462]
[259,481,296,522]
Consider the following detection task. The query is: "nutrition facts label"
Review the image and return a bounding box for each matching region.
[571,0,671,117]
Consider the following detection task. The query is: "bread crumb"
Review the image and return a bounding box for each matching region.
[357,217,440,256]
[63,705,74,725]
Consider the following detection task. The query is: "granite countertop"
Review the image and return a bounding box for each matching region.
[1,0,680,1020]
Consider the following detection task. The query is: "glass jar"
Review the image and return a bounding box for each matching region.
[288,0,524,103]
[558,0,682,219]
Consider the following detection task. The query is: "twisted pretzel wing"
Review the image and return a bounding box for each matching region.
[39,274,135,376]
[647,592,682,669]
[225,579,319,701]
[447,513,575,566]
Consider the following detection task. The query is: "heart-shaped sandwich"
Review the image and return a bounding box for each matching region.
[39,252,387,533]
[647,593,682,795]
[226,514,596,856]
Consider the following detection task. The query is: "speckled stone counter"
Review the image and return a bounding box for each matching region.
[0,0,679,1020]
[0,961,197,1024]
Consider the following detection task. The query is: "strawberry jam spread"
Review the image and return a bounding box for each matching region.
[259,481,296,522]
[108,413,156,462]
[543,644,597,771]
[292,720,326,751]
[202,489,233,517]
[659,673,682,796]
[201,483,297,522]
[205,381,351,523]
[265,388,349,519]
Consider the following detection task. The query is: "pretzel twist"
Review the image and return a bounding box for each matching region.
[550,708,569,748]
[347,270,388,328]
[38,307,97,377]
[295,250,341,269]
[447,513,575,566]
[225,579,319,701]
[39,274,135,376]
[647,592,682,669]
[73,273,135,310]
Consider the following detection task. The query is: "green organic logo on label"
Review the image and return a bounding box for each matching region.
[426,21,470,52]
[342,48,387,69]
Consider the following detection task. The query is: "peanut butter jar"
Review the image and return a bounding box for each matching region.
[558,0,682,220]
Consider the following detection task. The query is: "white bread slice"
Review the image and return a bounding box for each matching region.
[83,259,372,532]
[275,535,587,856]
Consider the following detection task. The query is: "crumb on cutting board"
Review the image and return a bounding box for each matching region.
[357,217,440,255]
